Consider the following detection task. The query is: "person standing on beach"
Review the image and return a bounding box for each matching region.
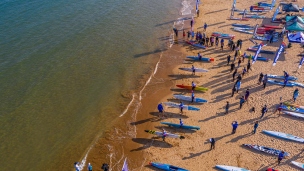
[239,39,243,49]
[191,90,195,103]
[190,19,193,29]
[191,65,195,75]
[198,53,202,61]
[74,162,80,171]
[192,81,196,90]
[179,101,184,114]
[203,22,208,31]
[173,27,178,37]
[252,121,259,134]
[293,88,299,102]
[191,30,195,39]
[232,69,237,81]
[232,43,236,51]
[258,73,264,84]
[245,89,250,102]
[247,61,251,73]
[230,62,235,72]
[157,103,164,117]
[237,74,242,81]
[88,163,93,171]
[231,121,238,134]
[242,67,246,77]
[263,74,268,89]
[278,151,285,165]
[179,118,184,126]
[235,80,241,93]
[197,9,200,17]
[215,36,219,47]
[220,38,224,51]
[206,36,209,47]
[162,129,167,141]
[276,102,283,114]
[260,105,268,119]
[187,30,191,39]
[231,86,237,97]
[239,96,245,109]
[237,58,242,68]
[101,163,109,171]
[210,138,215,150]
[227,55,231,65]
[225,101,230,114]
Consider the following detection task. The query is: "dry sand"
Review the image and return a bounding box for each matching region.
[138,0,304,171]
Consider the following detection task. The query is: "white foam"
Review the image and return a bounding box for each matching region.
[78,146,92,171]
[119,93,135,117]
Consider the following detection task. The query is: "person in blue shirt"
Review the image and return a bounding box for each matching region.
[157,103,164,117]
[231,121,238,134]
[191,91,195,103]
[198,53,202,61]
[239,96,245,109]
[88,163,93,171]
[179,101,184,114]
[203,23,208,31]
[278,151,285,164]
[235,80,241,93]
[192,81,196,90]
[252,121,259,134]
[179,118,184,126]
[293,88,299,102]
[191,65,195,75]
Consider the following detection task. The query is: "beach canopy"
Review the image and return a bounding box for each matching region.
[286,16,304,31]
[282,3,299,12]
[288,32,304,43]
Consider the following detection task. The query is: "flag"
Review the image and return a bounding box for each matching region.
[271,0,276,9]
[252,43,263,64]
[272,42,286,66]
[122,158,128,171]
[196,2,198,12]
[299,57,304,68]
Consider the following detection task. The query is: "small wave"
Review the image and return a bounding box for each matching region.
[119,94,136,117]
[180,0,193,16]
[78,146,92,171]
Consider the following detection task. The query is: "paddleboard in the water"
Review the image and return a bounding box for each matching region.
[215,165,250,171]
[160,122,200,130]
[178,67,209,73]
[262,130,304,143]
[173,94,207,103]
[291,161,304,169]
[144,130,185,139]
[163,102,200,111]
[283,111,304,119]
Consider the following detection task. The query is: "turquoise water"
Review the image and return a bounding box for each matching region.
[0,0,194,170]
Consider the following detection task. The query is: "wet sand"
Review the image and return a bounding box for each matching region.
[85,0,304,170]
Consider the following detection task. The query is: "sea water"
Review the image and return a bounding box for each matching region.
[0,0,195,170]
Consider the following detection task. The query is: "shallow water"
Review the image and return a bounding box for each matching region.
[0,0,195,170]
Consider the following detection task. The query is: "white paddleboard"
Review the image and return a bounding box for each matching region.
[179,67,209,72]
[291,161,304,169]
[263,130,304,143]
[215,165,250,171]
[163,102,200,111]
[283,111,304,119]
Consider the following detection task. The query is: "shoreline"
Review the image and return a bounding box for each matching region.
[84,0,304,170]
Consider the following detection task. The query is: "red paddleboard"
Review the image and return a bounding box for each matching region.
[258,27,275,31]
[262,25,282,29]
[251,6,267,10]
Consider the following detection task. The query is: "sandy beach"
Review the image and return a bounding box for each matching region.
[85,0,304,170]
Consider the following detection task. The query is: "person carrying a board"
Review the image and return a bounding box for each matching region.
[231,121,238,134]
[191,81,196,90]
[293,88,299,102]
[179,101,184,114]
[210,138,215,150]
[260,105,268,119]
[225,101,230,114]
[191,91,195,103]
[162,129,167,141]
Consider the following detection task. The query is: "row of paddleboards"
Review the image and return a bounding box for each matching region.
[149,162,304,171]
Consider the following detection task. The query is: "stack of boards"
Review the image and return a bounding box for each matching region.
[266,74,304,88]
[282,102,304,119]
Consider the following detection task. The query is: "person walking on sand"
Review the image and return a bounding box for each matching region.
[237,74,242,81]
[239,96,245,109]
[179,101,184,114]
[230,62,235,72]
[88,163,93,171]
[203,22,208,31]
[244,89,250,102]
[247,61,251,73]
[278,151,285,165]
[227,55,231,65]
[235,80,241,93]
[237,58,242,68]
[191,90,195,103]
[179,118,184,126]
[231,86,237,97]
[220,38,224,51]
[258,73,263,84]
[101,163,109,171]
[206,36,209,47]
[232,69,237,81]
[276,102,283,114]
[231,121,238,134]
[252,121,259,134]
[183,29,185,39]
[225,101,230,114]
[215,36,219,47]
[242,67,246,77]
[191,65,195,75]
[191,81,196,90]
[293,88,299,102]
[263,74,268,89]
[210,138,215,150]
[260,105,268,119]
[190,19,193,28]
[157,102,164,117]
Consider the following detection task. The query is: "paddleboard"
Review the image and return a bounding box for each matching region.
[245,15,266,19]
[233,27,254,30]
[149,162,189,171]
[243,55,269,61]
[163,102,200,111]
[243,144,289,156]
[262,25,282,29]
[291,161,304,170]
[233,28,253,34]
[186,41,206,49]
[215,165,250,171]
[173,94,207,103]
[232,24,252,28]
[160,122,200,130]
[178,67,209,73]
[267,80,295,87]
[283,102,304,109]
[262,130,304,143]
[228,17,249,21]
[212,32,235,39]
[176,84,208,92]
[290,81,304,88]
[283,111,304,119]
[144,130,185,139]
[267,74,297,81]
[187,56,214,62]
[281,105,304,114]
